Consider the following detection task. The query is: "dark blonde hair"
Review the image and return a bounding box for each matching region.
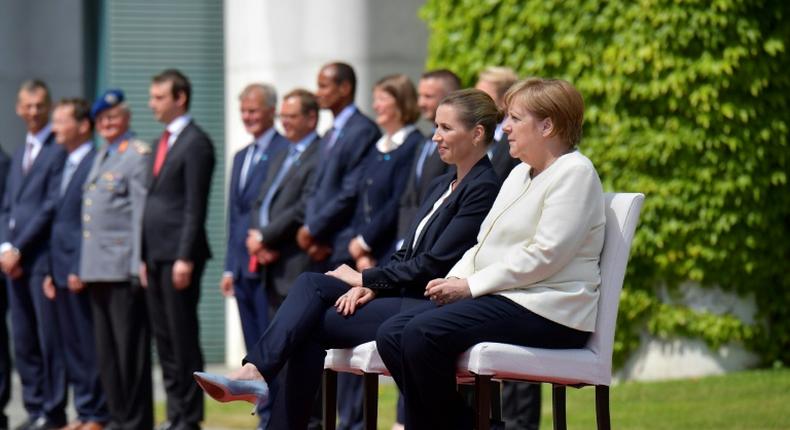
[478,66,519,101]
[439,89,501,145]
[504,78,585,148]
[374,74,420,125]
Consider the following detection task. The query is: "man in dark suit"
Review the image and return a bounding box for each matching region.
[245,88,320,428]
[295,62,381,430]
[82,89,153,430]
[142,69,215,430]
[248,89,320,314]
[220,83,288,348]
[45,98,108,430]
[219,83,288,429]
[0,146,11,430]
[477,66,539,430]
[396,69,461,251]
[476,66,521,184]
[0,80,68,430]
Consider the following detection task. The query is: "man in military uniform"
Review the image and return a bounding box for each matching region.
[81,89,154,430]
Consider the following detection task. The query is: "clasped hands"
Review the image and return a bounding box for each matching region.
[424,277,472,306]
[296,226,331,262]
[246,229,280,266]
[1,249,23,279]
[348,237,375,271]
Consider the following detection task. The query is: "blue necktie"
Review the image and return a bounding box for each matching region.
[60,160,77,196]
[415,139,437,182]
[259,146,301,227]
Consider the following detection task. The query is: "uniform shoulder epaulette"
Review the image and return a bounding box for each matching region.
[133,140,152,155]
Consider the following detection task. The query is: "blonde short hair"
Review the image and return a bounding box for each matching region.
[478,66,519,101]
[504,78,585,148]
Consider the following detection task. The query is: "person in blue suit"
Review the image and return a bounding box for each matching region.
[0,147,11,430]
[295,62,382,429]
[44,98,109,430]
[194,89,502,430]
[219,83,288,428]
[346,74,423,269]
[0,80,68,430]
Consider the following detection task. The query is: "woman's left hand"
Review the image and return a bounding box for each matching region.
[425,277,472,306]
[326,264,364,288]
[334,287,376,316]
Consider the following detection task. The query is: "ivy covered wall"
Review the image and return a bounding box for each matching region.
[420,0,790,366]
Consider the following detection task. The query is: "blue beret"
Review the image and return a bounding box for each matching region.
[91,89,125,120]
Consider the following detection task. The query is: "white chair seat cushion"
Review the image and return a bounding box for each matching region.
[325,341,388,375]
[457,342,609,386]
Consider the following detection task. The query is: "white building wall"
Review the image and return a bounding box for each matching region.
[223,0,428,365]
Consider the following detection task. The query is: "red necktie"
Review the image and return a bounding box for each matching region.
[153,130,171,177]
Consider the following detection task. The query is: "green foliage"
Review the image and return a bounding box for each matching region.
[421,0,790,365]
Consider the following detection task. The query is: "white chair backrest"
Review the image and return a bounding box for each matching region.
[587,193,644,381]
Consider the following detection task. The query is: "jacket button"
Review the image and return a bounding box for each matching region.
[83,214,91,222]
[83,231,91,239]
[84,198,92,206]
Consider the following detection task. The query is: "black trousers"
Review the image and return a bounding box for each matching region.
[502,381,541,430]
[0,278,10,429]
[376,296,590,430]
[89,281,152,430]
[145,261,205,429]
[244,272,423,430]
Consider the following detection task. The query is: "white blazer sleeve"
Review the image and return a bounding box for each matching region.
[466,164,602,297]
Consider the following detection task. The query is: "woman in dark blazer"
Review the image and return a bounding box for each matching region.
[194,89,502,430]
[346,74,423,268]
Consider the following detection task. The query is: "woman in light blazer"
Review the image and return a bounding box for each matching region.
[375,78,606,430]
[193,90,502,430]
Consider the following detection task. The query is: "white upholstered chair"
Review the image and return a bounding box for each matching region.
[324,192,645,430]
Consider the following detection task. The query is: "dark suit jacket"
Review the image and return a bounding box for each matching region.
[224,132,289,280]
[250,135,321,297]
[142,121,216,263]
[362,156,500,298]
[490,133,520,184]
[304,108,381,262]
[396,137,451,241]
[345,129,422,263]
[49,148,96,287]
[0,131,67,274]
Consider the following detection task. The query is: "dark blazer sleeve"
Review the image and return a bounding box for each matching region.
[260,161,318,248]
[15,149,65,252]
[0,149,11,244]
[177,127,216,260]
[309,118,380,241]
[361,167,499,293]
[224,149,245,273]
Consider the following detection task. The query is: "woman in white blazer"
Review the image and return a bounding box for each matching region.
[375,77,606,430]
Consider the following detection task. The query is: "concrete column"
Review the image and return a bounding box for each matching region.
[223,0,428,365]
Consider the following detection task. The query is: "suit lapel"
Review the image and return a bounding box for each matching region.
[17,132,55,200]
[150,121,193,190]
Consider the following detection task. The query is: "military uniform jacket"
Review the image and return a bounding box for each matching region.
[80,137,151,282]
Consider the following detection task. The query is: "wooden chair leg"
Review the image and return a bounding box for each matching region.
[474,374,491,430]
[323,370,337,430]
[363,373,379,430]
[552,384,567,430]
[595,385,611,430]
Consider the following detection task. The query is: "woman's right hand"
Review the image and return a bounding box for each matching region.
[334,286,376,317]
[325,264,364,288]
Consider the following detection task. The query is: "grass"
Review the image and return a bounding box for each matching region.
[168,368,790,429]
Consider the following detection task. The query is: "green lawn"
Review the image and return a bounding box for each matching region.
[173,368,790,429]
